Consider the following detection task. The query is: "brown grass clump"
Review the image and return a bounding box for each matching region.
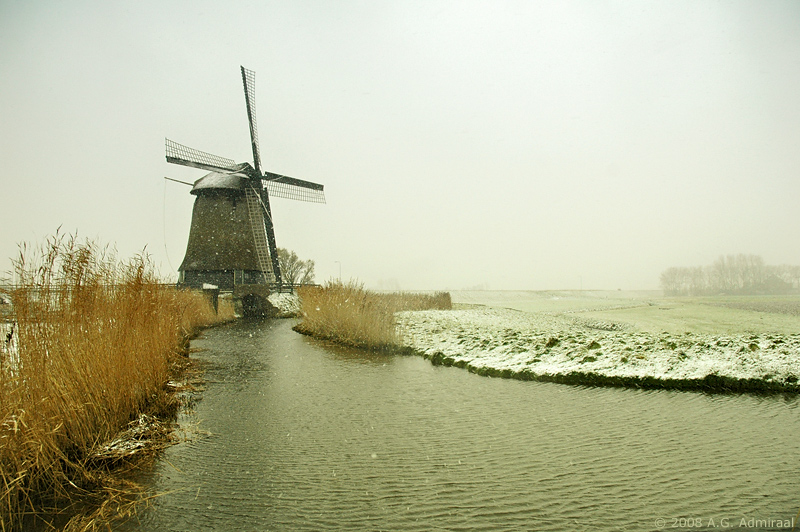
[0,232,231,531]
[174,289,235,346]
[295,280,451,350]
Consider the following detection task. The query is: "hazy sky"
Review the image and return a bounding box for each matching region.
[1,0,798,290]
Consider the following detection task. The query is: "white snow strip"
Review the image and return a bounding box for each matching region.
[396,307,800,389]
[268,292,301,317]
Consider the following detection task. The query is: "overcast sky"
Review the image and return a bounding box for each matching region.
[1,0,798,290]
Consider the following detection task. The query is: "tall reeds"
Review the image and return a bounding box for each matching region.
[0,233,231,530]
[295,280,451,350]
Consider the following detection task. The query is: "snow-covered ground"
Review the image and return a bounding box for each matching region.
[268,292,301,318]
[1,321,17,370]
[396,306,800,392]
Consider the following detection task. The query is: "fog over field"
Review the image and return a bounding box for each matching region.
[1,1,798,290]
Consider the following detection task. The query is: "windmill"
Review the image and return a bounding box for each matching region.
[166,66,324,299]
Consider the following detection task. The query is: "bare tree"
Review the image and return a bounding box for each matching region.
[277,248,315,286]
[660,267,682,295]
[661,254,797,296]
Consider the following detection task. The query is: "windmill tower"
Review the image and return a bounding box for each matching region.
[166,66,325,304]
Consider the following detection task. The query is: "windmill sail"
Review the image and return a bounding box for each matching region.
[244,186,276,283]
[165,138,240,174]
[241,66,262,175]
[240,66,282,282]
[264,172,326,203]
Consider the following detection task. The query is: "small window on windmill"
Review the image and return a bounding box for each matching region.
[234,270,244,286]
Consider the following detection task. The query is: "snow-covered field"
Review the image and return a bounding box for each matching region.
[396,299,800,392]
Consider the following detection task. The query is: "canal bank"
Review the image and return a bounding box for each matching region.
[397,306,800,393]
[0,236,236,532]
[291,287,800,394]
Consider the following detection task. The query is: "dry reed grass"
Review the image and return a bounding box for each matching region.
[295,280,451,350]
[0,232,231,531]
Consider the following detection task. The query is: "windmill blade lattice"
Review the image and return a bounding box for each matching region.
[165,138,239,174]
[241,66,262,176]
[265,181,326,203]
[264,172,326,203]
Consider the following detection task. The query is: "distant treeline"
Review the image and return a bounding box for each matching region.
[660,254,800,296]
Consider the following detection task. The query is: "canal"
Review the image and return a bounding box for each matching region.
[122,318,800,531]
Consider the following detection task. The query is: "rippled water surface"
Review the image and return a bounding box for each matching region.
[123,319,800,531]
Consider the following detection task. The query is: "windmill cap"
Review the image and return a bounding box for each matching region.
[190,172,250,195]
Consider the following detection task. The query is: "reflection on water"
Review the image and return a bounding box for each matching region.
[122,319,800,531]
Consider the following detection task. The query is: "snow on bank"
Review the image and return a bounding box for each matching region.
[396,307,800,392]
[268,292,300,318]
